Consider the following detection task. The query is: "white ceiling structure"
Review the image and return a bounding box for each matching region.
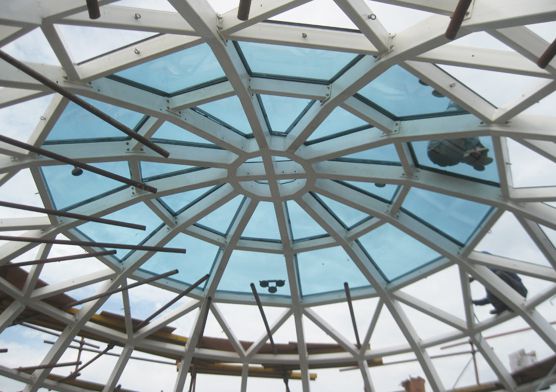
[0,0,555,391]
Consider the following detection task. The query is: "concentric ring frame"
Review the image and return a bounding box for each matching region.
[0,0,555,391]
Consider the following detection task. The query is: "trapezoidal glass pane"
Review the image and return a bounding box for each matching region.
[77,202,163,259]
[402,188,492,244]
[41,162,130,209]
[297,246,370,296]
[46,98,144,141]
[237,41,359,81]
[411,136,499,183]
[152,121,215,145]
[308,107,369,141]
[160,186,215,215]
[259,94,312,134]
[140,162,193,179]
[287,201,327,240]
[357,224,441,281]
[141,233,218,285]
[343,181,399,202]
[342,144,400,164]
[357,65,463,118]
[197,96,252,136]
[241,201,281,240]
[316,194,369,228]
[196,195,243,234]
[113,43,225,94]
[217,250,290,296]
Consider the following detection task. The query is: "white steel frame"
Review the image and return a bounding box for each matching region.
[0,1,555,391]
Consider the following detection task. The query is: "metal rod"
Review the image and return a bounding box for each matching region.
[86,0,101,19]
[23,323,101,349]
[0,133,157,193]
[0,50,169,158]
[136,274,210,330]
[17,360,81,372]
[75,337,85,373]
[0,348,7,353]
[1,250,117,269]
[0,200,146,230]
[470,341,480,384]
[237,0,252,21]
[66,269,179,308]
[343,282,362,349]
[250,282,276,354]
[64,343,114,380]
[0,235,186,254]
[537,38,556,69]
[188,369,197,392]
[445,0,473,40]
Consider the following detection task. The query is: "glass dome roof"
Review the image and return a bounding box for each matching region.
[0,1,555,391]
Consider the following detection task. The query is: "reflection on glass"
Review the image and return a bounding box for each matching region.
[427,137,493,171]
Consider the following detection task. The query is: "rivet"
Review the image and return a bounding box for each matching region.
[368,13,377,20]
[134,48,140,55]
[302,32,307,39]
[134,13,141,20]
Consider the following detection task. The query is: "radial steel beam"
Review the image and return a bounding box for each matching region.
[344,282,362,349]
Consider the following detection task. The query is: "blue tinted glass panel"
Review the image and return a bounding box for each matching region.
[343,144,399,163]
[358,65,461,117]
[317,194,369,228]
[77,202,162,259]
[141,162,192,178]
[242,201,280,240]
[114,44,225,94]
[42,162,130,209]
[196,195,243,234]
[345,182,398,202]
[160,187,213,214]
[47,99,143,141]
[297,246,370,295]
[260,95,311,133]
[403,188,491,244]
[287,201,327,239]
[198,96,252,135]
[308,107,368,141]
[217,250,289,295]
[153,122,214,144]
[358,224,440,281]
[411,137,499,183]
[239,41,358,81]
[141,233,218,285]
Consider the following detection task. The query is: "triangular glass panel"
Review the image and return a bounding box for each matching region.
[402,187,492,244]
[411,136,499,183]
[118,348,176,391]
[123,279,178,321]
[2,28,59,65]
[217,302,286,342]
[358,65,463,118]
[159,186,214,215]
[508,139,556,187]
[368,304,410,350]
[236,41,359,82]
[41,162,130,209]
[140,161,193,179]
[301,313,339,345]
[259,94,311,134]
[308,107,369,141]
[45,97,144,141]
[316,194,369,228]
[57,24,157,63]
[271,0,356,29]
[0,95,53,142]
[0,170,43,217]
[196,195,243,234]
[344,181,398,202]
[297,246,371,296]
[241,201,281,240]
[141,232,218,286]
[77,202,163,259]
[117,0,175,11]
[217,250,289,295]
[357,223,441,281]
[367,1,434,33]
[527,22,556,41]
[286,200,327,240]
[399,303,460,341]
[197,96,251,136]
[114,43,225,94]
[310,301,371,347]
[152,121,215,144]
[342,144,400,163]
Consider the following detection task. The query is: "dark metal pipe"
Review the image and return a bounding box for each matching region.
[86,0,101,19]
[250,282,276,354]
[0,50,169,158]
[136,274,210,330]
[237,0,252,21]
[65,269,179,308]
[538,38,556,69]
[0,133,157,193]
[64,343,114,380]
[0,200,146,230]
[445,0,473,40]
[343,282,362,349]
[17,360,81,372]
[0,348,7,353]
[0,250,117,269]
[0,235,186,254]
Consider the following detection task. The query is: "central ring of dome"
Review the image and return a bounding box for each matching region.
[230,152,314,201]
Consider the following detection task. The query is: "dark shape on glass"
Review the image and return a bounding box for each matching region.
[431,89,444,98]
[71,166,84,176]
[259,279,285,293]
[471,268,528,316]
[427,137,493,171]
